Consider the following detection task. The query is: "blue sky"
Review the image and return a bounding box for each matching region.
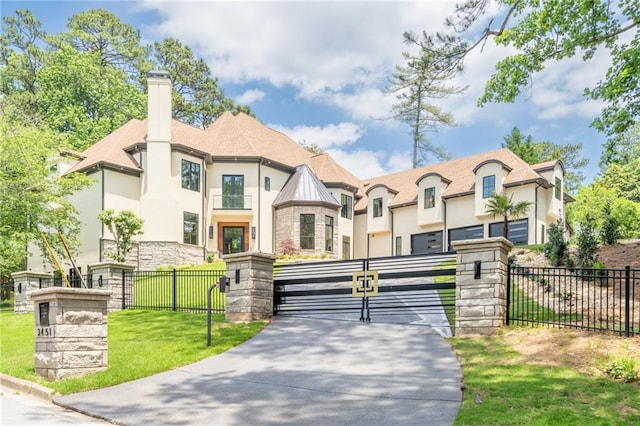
[3,1,611,183]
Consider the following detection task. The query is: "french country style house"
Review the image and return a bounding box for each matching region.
[27,71,569,272]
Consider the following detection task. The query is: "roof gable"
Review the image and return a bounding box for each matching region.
[355,148,547,211]
[203,112,313,168]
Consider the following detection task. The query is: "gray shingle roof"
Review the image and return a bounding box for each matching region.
[273,164,340,208]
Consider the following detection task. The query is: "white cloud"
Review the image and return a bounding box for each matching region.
[269,122,364,149]
[135,0,610,184]
[139,1,452,122]
[235,89,265,105]
[327,148,411,180]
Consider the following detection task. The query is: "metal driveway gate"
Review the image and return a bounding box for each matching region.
[273,253,456,322]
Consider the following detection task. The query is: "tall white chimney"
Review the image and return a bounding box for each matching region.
[147,70,172,143]
[141,70,178,242]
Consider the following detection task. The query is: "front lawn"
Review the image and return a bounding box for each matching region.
[451,329,640,425]
[0,309,264,395]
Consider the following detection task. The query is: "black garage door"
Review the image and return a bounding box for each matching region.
[448,225,484,251]
[489,218,528,246]
[411,231,443,254]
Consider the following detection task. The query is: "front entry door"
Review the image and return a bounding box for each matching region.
[223,227,245,254]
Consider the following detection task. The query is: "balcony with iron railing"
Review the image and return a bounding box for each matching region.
[212,195,253,212]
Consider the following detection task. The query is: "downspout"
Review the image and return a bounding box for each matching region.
[533,184,537,243]
[201,157,206,261]
[390,209,394,255]
[257,160,261,252]
[99,166,105,262]
[442,197,448,252]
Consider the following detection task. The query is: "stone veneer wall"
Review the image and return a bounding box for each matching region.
[101,239,205,270]
[453,237,513,336]
[138,241,205,270]
[101,239,139,266]
[274,205,339,256]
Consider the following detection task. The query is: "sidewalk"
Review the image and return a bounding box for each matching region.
[55,317,462,425]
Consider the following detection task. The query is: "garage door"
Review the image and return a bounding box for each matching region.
[489,218,528,246]
[448,225,484,251]
[410,231,443,254]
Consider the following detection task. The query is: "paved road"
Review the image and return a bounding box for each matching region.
[56,316,462,426]
[0,384,107,426]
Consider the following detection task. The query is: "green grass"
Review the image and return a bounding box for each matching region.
[132,272,226,310]
[513,244,545,253]
[0,309,264,395]
[435,258,456,326]
[509,284,582,324]
[451,333,640,425]
[132,262,227,310]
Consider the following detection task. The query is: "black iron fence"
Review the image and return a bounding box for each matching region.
[123,269,226,313]
[36,274,100,289]
[508,265,640,337]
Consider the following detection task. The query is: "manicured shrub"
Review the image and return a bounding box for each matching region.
[576,214,599,268]
[544,219,568,266]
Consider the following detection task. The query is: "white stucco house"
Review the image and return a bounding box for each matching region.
[27,71,569,273]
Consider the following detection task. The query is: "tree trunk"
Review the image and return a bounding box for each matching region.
[503,215,509,239]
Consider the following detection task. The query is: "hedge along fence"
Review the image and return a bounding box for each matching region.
[124,269,226,313]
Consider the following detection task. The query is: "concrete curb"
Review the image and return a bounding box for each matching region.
[0,373,57,401]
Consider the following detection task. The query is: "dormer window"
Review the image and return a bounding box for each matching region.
[424,187,435,209]
[482,175,495,199]
[555,177,561,200]
[373,198,383,217]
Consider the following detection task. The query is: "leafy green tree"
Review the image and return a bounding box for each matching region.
[544,219,568,266]
[485,193,532,239]
[386,32,465,168]
[152,38,252,129]
[599,158,640,203]
[97,209,143,263]
[501,127,588,193]
[415,1,640,149]
[0,9,48,117]
[600,204,622,245]
[0,112,92,276]
[600,123,640,168]
[569,183,640,239]
[50,9,151,81]
[38,46,146,150]
[502,127,541,164]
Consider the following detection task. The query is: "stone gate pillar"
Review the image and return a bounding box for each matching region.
[453,237,513,336]
[223,252,276,322]
[88,263,135,312]
[31,287,111,381]
[11,271,53,314]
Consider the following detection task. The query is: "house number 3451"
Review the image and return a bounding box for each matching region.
[36,327,53,337]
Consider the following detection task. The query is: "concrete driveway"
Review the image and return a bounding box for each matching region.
[56,317,462,425]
